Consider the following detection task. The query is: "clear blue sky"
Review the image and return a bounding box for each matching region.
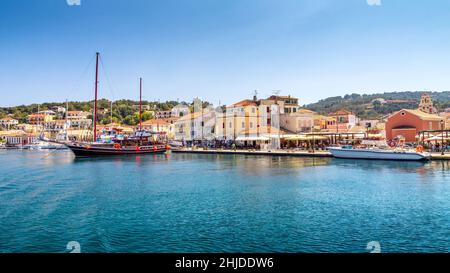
[1,0,450,107]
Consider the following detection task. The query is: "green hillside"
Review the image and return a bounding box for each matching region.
[305,91,450,119]
[0,99,203,125]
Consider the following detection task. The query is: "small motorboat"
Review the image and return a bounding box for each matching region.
[328,146,431,161]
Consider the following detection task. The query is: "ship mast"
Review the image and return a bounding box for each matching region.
[93,52,99,142]
[139,77,142,131]
[65,99,69,141]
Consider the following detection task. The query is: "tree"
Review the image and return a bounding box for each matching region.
[141,111,153,121]
[123,115,138,125]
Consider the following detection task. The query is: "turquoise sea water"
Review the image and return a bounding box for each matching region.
[0,149,449,253]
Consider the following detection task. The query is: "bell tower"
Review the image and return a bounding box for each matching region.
[418,93,437,114]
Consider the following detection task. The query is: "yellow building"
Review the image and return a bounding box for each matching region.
[313,114,335,131]
[215,96,284,148]
[216,99,263,141]
[16,123,40,134]
[280,108,316,133]
[27,113,54,125]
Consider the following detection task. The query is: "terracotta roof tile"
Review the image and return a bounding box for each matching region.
[397,109,443,121]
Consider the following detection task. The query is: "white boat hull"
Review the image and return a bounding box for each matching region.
[328,147,430,161]
[22,141,67,150]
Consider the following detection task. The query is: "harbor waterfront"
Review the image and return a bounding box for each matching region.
[1,149,450,253]
[172,148,450,160]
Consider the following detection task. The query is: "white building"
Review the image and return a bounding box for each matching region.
[171,104,190,118]
[51,106,66,116]
[0,117,19,129]
[174,108,216,143]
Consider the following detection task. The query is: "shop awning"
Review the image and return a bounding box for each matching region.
[235,136,270,141]
[284,135,328,141]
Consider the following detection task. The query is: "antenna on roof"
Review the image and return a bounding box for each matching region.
[253,90,258,101]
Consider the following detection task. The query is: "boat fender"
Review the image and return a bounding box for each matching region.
[165,145,171,150]
[135,146,140,151]
[416,145,424,153]
[114,143,121,149]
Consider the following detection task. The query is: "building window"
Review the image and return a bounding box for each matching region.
[250,122,253,128]
[242,122,245,128]
[401,112,406,116]
[229,122,232,128]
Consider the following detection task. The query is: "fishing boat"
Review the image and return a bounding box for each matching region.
[65,52,169,157]
[328,146,431,161]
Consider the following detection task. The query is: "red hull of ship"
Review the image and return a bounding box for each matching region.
[66,143,168,157]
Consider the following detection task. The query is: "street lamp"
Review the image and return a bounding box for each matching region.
[441,120,445,155]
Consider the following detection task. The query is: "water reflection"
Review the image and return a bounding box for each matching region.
[331,158,450,175]
[66,151,450,177]
[7,149,450,179]
[168,153,449,177]
[71,152,172,164]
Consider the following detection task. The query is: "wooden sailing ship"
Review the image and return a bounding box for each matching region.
[65,52,170,157]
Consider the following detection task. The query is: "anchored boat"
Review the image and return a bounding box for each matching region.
[66,138,168,157]
[65,52,169,157]
[328,146,430,161]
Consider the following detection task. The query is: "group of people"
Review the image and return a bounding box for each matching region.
[426,142,449,152]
